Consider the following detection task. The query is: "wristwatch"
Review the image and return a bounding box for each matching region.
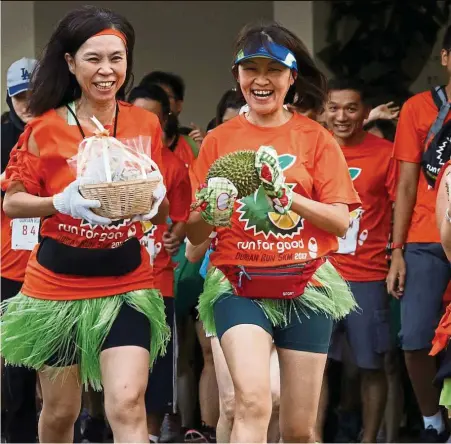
[389,242,405,251]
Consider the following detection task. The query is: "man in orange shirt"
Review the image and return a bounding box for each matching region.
[322,78,397,443]
[387,26,451,442]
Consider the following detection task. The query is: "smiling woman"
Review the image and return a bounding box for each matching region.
[1,5,169,443]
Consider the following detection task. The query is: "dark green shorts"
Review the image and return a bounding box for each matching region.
[213,293,333,353]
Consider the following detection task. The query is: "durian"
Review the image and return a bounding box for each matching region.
[207,150,260,198]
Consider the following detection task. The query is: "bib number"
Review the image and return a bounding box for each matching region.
[11,218,40,251]
[337,209,364,255]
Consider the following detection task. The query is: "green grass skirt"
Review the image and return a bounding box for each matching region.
[198,260,358,336]
[1,289,170,391]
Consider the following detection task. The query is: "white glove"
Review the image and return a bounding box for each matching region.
[53,179,112,226]
[132,180,167,222]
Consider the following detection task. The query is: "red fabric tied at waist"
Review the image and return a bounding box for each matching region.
[219,258,323,300]
[430,303,451,356]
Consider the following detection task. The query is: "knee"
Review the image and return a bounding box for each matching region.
[221,393,236,423]
[235,388,271,422]
[42,399,80,429]
[105,384,145,426]
[281,423,315,443]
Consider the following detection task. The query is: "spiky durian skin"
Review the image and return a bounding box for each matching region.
[207,151,260,198]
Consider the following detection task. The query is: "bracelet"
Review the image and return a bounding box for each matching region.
[446,208,451,223]
[390,242,405,251]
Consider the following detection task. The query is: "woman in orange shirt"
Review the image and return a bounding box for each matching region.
[1,6,170,443]
[187,22,361,443]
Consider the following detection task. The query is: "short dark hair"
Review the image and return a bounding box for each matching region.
[216,89,245,126]
[128,84,171,119]
[364,119,397,142]
[327,77,370,105]
[28,5,135,116]
[232,21,327,114]
[139,71,185,101]
[443,25,451,51]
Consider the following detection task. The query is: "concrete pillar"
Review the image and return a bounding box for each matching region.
[273,1,314,56]
[1,0,35,112]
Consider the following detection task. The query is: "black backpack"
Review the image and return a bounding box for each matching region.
[421,85,451,188]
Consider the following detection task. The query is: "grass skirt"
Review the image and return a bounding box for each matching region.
[198,260,358,336]
[1,290,170,391]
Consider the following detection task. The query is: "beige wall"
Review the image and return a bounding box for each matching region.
[1,1,35,113]
[273,1,313,55]
[32,0,273,128]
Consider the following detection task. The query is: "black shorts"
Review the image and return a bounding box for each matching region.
[145,297,176,414]
[45,302,151,367]
[1,276,23,302]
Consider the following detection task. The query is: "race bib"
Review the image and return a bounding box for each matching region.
[337,209,364,255]
[11,218,40,251]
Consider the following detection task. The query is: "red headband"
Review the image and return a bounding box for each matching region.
[93,29,127,48]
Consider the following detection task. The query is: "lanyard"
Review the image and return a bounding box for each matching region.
[66,102,119,139]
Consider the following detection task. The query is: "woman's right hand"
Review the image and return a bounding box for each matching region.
[53,179,112,225]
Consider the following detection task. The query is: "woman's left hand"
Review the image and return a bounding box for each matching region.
[255,145,293,214]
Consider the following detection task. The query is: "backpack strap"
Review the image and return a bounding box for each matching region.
[182,134,200,158]
[426,86,451,147]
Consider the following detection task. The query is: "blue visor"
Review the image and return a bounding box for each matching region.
[234,41,297,71]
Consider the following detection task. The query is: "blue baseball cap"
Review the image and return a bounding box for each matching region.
[234,39,298,71]
[7,57,37,97]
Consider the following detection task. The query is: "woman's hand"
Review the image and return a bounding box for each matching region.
[53,179,112,225]
[367,102,400,122]
[195,177,238,227]
[255,145,293,214]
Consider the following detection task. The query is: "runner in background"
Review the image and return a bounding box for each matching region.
[129,84,192,443]
[318,78,397,443]
[1,56,39,444]
[387,25,451,443]
[139,71,201,166]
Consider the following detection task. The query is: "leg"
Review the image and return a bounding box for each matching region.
[343,281,393,442]
[211,336,235,443]
[400,244,449,436]
[196,320,220,429]
[360,369,387,443]
[268,346,281,443]
[2,365,38,443]
[274,309,333,443]
[221,325,273,443]
[314,361,329,443]
[38,365,82,443]
[101,346,149,442]
[384,350,404,443]
[101,303,152,443]
[176,313,198,428]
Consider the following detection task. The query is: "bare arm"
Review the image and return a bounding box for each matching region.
[186,211,214,246]
[386,161,420,297]
[186,237,212,263]
[3,181,56,218]
[291,193,350,237]
[436,165,451,261]
[150,197,169,225]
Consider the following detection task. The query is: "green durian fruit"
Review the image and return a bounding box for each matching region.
[207,150,260,198]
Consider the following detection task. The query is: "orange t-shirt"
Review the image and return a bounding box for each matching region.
[393,90,451,243]
[174,135,196,167]
[141,146,191,297]
[0,208,31,282]
[332,133,398,281]
[1,102,165,300]
[190,113,361,268]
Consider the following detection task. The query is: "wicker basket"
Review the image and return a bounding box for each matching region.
[80,177,160,220]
